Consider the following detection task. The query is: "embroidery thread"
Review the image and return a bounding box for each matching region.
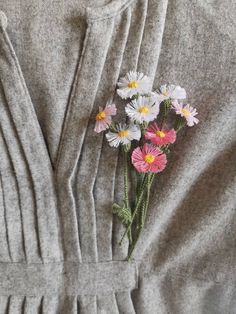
[94,71,199,261]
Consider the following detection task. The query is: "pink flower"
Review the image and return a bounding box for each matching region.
[172,100,199,127]
[94,102,117,133]
[145,122,176,146]
[131,143,167,173]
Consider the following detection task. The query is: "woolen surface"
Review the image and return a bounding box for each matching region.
[0,0,235,313]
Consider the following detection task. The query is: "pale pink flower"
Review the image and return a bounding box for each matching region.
[94,102,117,133]
[131,143,167,173]
[145,122,176,146]
[172,101,199,127]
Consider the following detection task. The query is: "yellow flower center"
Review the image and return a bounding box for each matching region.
[128,81,139,88]
[144,154,155,164]
[138,106,149,114]
[156,130,165,138]
[162,90,169,96]
[118,130,129,138]
[181,108,191,117]
[96,111,106,121]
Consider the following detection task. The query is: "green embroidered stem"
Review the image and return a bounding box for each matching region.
[160,99,171,129]
[123,149,132,244]
[141,173,153,227]
[119,173,148,245]
[128,173,153,261]
[140,196,147,229]
[135,173,145,204]
[123,150,129,209]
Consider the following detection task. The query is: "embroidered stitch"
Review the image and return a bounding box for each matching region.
[94,71,199,260]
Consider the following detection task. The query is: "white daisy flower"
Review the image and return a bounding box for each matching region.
[155,84,186,102]
[117,71,152,99]
[172,100,199,127]
[125,95,160,124]
[106,123,141,148]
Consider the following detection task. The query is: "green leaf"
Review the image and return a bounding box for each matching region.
[174,116,186,131]
[123,142,131,152]
[112,203,132,226]
[160,99,171,116]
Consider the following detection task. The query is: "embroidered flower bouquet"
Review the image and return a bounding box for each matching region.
[94,71,199,261]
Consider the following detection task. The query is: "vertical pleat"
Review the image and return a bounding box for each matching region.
[55,13,121,262]
[93,7,132,262]
[40,297,58,314]
[109,1,169,310]
[107,2,152,311]
[0,3,145,313]
[7,296,25,314]
[0,127,25,262]
[55,296,78,314]
[54,26,95,262]
[73,6,140,313]
[77,296,97,314]
[92,6,141,314]
[0,88,40,262]
[138,0,169,81]
[115,291,136,314]
[111,0,149,261]
[0,22,61,262]
[0,163,11,261]
[117,0,149,73]
[23,297,42,314]
[42,296,78,314]
[97,293,119,314]
[0,296,10,313]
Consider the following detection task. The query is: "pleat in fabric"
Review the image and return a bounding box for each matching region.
[0,15,62,263]
[0,0,168,312]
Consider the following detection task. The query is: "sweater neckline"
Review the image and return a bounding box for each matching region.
[0,2,133,174]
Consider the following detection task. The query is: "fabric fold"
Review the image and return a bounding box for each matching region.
[0,21,61,262]
[0,127,25,262]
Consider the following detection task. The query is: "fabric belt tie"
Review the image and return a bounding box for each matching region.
[0,261,138,296]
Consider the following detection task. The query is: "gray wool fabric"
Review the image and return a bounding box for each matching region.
[0,0,235,313]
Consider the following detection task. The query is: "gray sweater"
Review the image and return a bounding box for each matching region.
[0,0,235,313]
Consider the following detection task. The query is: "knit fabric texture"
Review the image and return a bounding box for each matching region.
[0,0,235,313]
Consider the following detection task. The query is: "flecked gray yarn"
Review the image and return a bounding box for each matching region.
[0,0,235,313]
